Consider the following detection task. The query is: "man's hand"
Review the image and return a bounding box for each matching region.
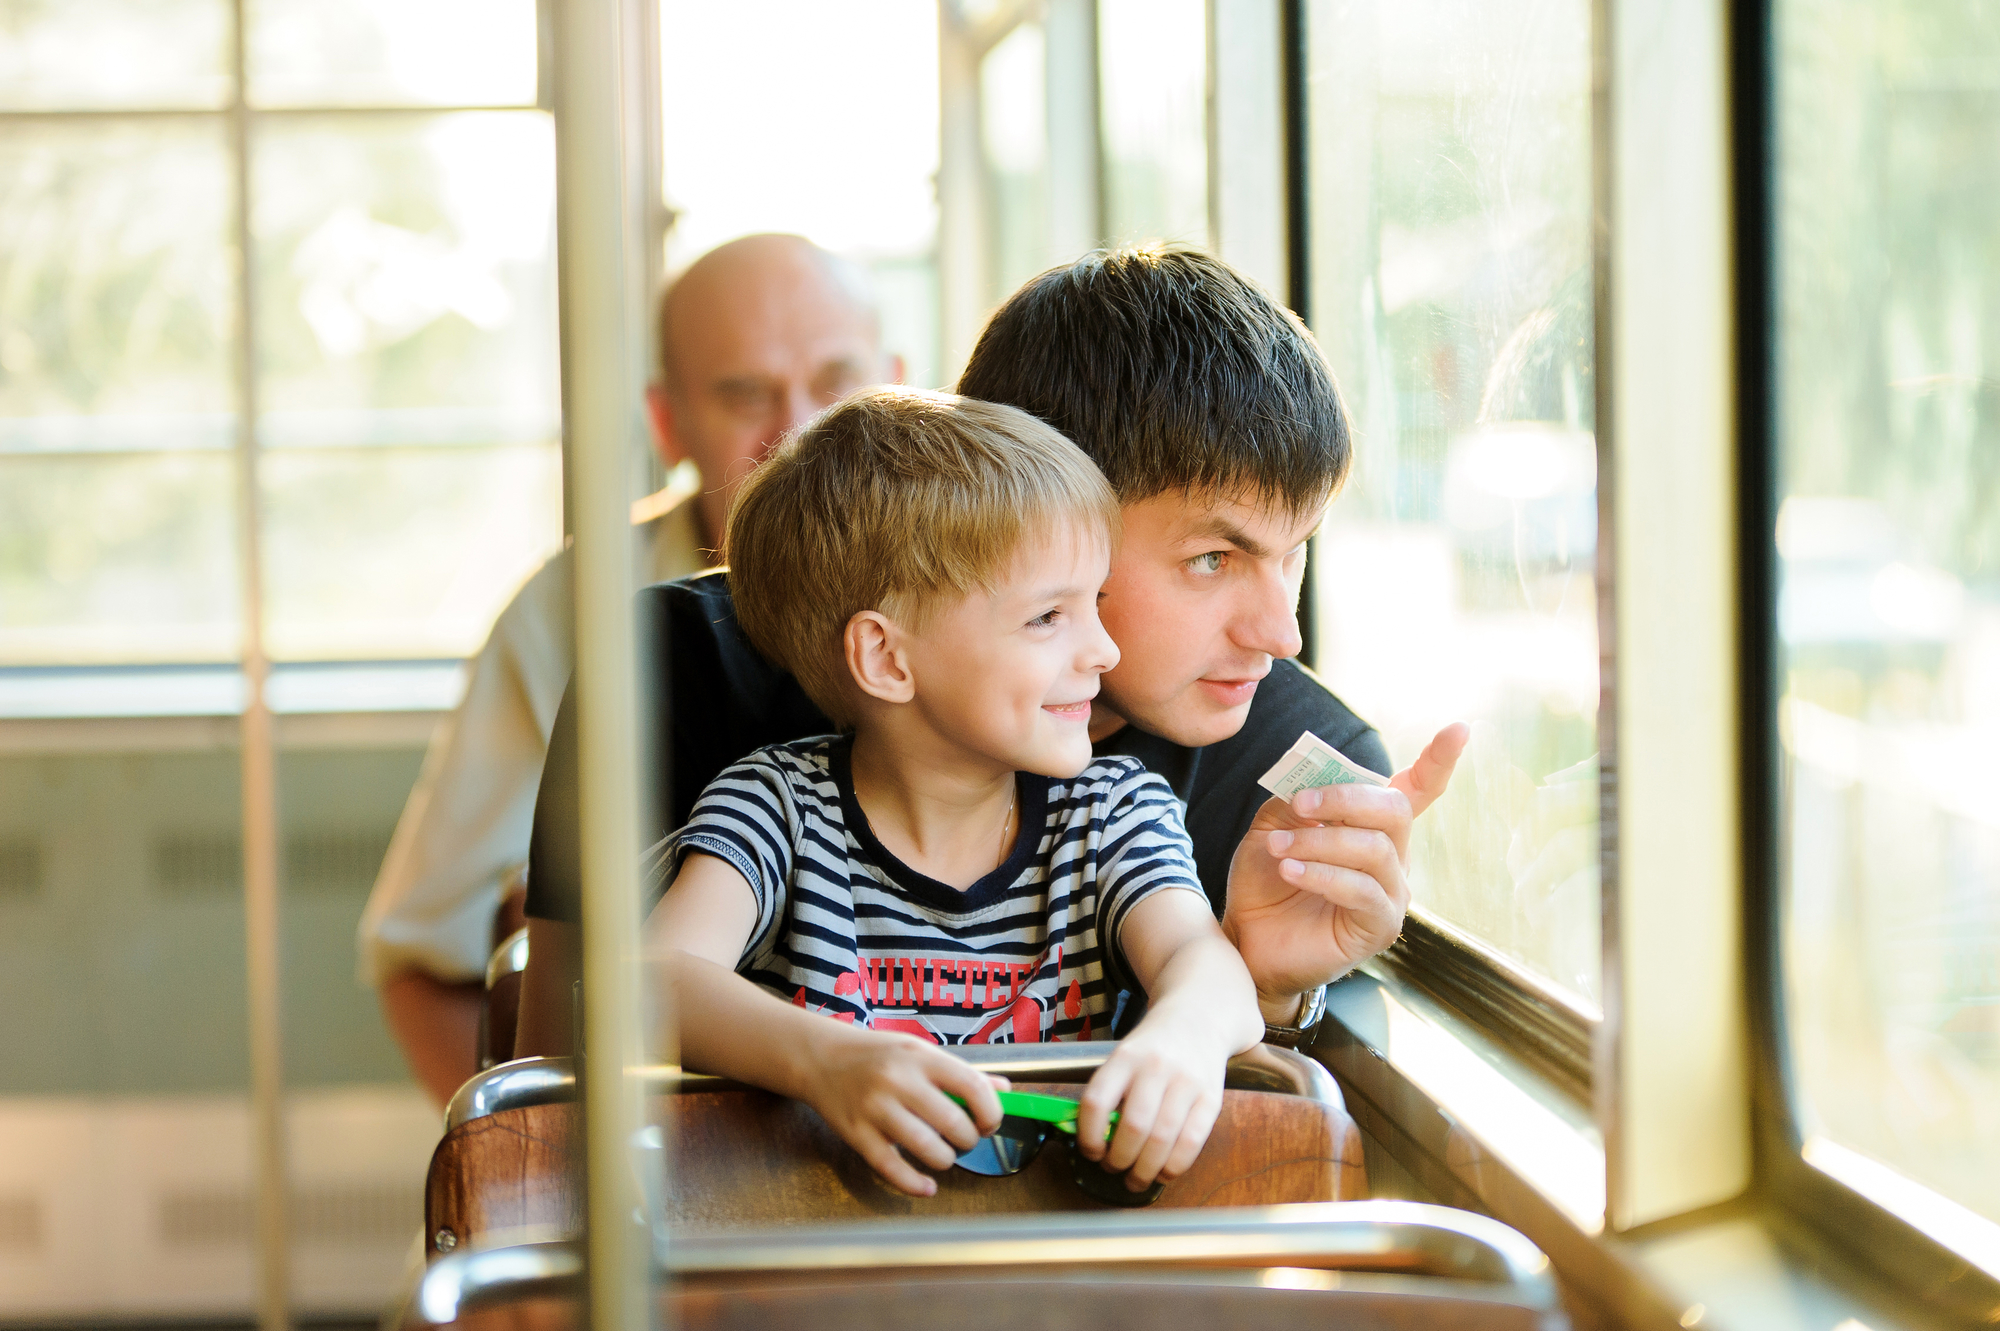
[1223,723,1469,1019]
[801,1026,1006,1198]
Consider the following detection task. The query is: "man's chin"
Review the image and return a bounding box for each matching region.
[1113,691,1254,750]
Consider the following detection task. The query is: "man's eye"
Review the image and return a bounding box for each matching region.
[1187,551,1226,575]
[1027,609,1060,628]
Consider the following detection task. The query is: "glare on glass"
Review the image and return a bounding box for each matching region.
[657,0,942,387]
[1304,0,1599,1004]
[0,454,240,666]
[247,0,538,108]
[1776,0,2000,1234]
[259,445,561,661]
[0,122,234,443]
[1097,0,1207,249]
[0,0,231,110]
[981,21,1050,308]
[251,113,560,448]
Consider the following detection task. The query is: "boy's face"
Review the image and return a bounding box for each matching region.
[901,526,1121,778]
[1092,489,1322,749]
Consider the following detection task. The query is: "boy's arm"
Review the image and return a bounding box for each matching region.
[1074,888,1263,1190]
[644,853,1004,1196]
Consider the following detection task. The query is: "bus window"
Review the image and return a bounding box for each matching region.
[1301,0,1601,1009]
[1773,0,2000,1243]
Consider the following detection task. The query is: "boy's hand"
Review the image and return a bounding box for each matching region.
[1073,1022,1227,1191]
[801,1026,1006,1197]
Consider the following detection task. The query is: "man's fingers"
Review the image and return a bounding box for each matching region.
[1288,783,1414,862]
[1266,824,1402,893]
[1392,722,1469,819]
[1272,856,1390,913]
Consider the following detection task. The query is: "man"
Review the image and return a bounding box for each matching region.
[358,234,899,1107]
[513,246,1466,1057]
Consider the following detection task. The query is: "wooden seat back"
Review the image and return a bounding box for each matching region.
[426,1048,1364,1256]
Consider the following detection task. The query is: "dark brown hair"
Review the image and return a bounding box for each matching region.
[957,245,1351,517]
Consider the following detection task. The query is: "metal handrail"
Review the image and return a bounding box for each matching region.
[445,1042,1343,1132]
[483,927,530,991]
[411,1202,1559,1325]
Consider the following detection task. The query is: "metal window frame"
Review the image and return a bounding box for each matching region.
[1732,0,2000,1318]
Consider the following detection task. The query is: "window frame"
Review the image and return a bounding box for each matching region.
[1733,0,2000,1315]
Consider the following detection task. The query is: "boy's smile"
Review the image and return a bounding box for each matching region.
[896,525,1121,779]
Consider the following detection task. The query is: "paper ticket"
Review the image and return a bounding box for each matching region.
[1256,729,1391,799]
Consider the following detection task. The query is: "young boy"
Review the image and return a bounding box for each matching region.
[643,387,1264,1199]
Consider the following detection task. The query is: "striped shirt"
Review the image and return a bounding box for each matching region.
[651,736,1205,1045]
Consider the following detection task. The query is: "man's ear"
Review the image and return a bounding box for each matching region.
[845,610,914,704]
[645,383,688,467]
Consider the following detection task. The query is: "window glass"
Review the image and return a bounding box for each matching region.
[0,454,240,665]
[260,444,561,660]
[1775,0,2000,1230]
[0,121,234,442]
[1096,0,1207,248]
[1303,0,1600,1005]
[981,21,1050,307]
[253,113,560,435]
[659,0,941,388]
[247,0,539,108]
[0,0,231,110]
[250,113,563,660]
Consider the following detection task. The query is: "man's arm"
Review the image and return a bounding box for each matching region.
[379,972,486,1109]
[513,917,582,1058]
[1223,722,1471,1021]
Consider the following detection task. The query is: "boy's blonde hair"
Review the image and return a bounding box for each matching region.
[725,386,1120,726]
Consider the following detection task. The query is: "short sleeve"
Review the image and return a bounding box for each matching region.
[644,752,801,957]
[1092,764,1208,983]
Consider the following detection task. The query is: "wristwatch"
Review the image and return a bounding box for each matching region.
[1261,983,1328,1049]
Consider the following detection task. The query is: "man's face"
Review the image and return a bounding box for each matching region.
[1092,489,1322,749]
[902,527,1121,779]
[648,251,893,545]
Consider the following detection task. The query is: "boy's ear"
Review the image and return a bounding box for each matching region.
[845,611,915,705]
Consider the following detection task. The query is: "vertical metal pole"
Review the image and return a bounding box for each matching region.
[227,3,290,1328]
[937,3,989,384]
[1045,0,1102,263]
[550,0,653,1327]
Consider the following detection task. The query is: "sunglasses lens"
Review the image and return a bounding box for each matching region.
[1068,1137,1165,1206]
[954,1115,1048,1176]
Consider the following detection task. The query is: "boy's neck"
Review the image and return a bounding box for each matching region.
[846,726,1020,892]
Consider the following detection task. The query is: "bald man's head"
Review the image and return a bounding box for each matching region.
[646,234,898,552]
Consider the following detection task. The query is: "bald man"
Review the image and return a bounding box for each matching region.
[360,235,898,1108]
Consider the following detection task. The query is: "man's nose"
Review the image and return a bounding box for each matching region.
[1232,564,1304,661]
[770,383,819,441]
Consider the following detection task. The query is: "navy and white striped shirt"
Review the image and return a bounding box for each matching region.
[651,736,1205,1045]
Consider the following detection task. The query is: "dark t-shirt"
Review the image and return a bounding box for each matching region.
[524,570,1391,924]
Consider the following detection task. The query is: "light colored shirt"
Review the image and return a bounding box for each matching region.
[357,469,709,987]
